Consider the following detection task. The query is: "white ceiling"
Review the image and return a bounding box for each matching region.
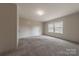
[17,3,79,22]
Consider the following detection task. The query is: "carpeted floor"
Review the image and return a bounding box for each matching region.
[4,35,79,56]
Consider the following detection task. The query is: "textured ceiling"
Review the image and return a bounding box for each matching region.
[17,3,79,22]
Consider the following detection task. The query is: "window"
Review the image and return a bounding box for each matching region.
[48,23,54,32]
[48,21,63,34]
[55,21,63,34]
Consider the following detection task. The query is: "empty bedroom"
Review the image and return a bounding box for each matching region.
[0,3,79,56]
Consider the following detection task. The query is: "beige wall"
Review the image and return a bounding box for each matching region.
[0,4,17,54]
[43,12,79,43]
[19,17,43,38]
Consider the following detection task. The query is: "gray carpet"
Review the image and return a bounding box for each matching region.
[4,36,79,56]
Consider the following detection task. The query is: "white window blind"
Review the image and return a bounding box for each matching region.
[48,21,63,34]
[55,21,63,34]
[48,23,54,32]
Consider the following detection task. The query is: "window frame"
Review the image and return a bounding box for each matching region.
[54,21,63,34]
[48,21,63,34]
[48,23,54,32]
